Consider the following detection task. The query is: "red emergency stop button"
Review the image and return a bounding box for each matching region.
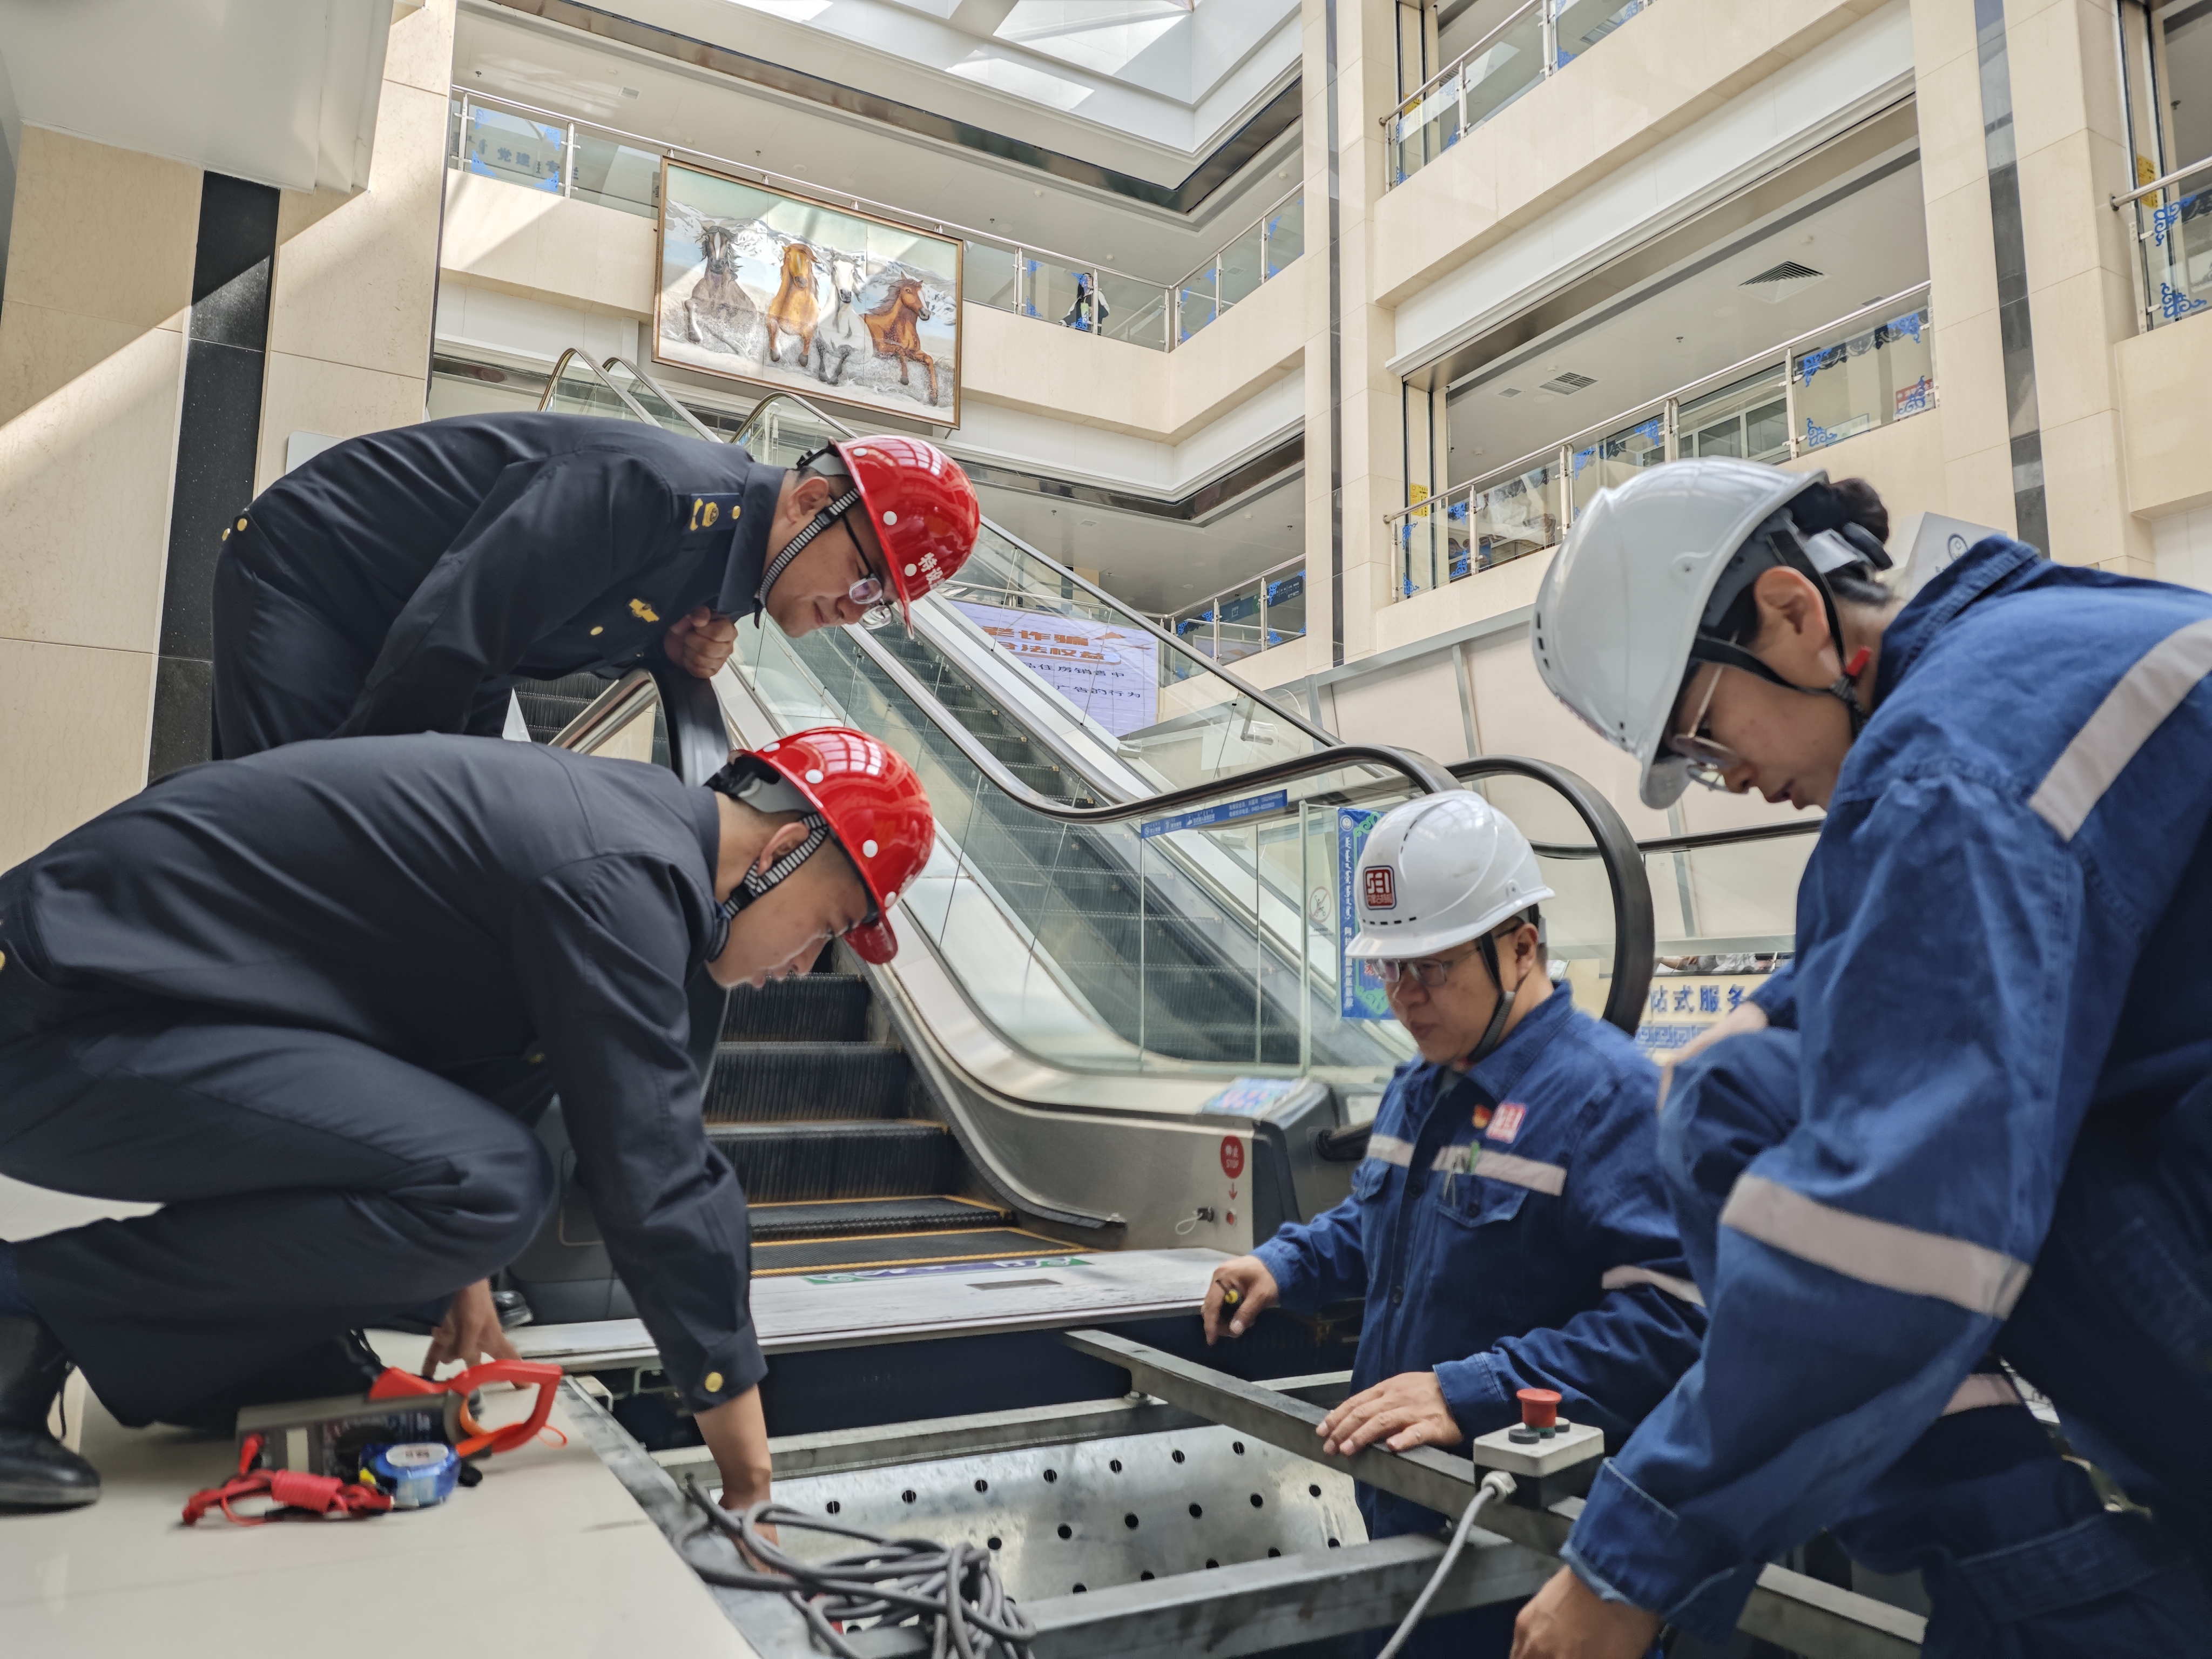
[1516,1388,1561,1430]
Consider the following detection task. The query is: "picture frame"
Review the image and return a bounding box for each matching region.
[653,157,964,428]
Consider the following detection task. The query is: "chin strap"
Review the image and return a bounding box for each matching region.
[1461,930,1519,1070]
[711,812,833,957]
[756,483,863,616]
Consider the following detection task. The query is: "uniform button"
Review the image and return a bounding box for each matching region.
[703,1371,724,1393]
[590,626,604,636]
[0,949,8,973]
[236,517,247,531]
[1390,1287,1404,1307]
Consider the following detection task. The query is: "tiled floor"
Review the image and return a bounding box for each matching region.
[0,1330,760,1657]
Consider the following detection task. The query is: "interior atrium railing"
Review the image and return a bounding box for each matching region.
[2115,154,2212,328]
[1384,0,1651,188]
[1165,556,1308,674]
[448,88,1301,354]
[1387,283,1935,602]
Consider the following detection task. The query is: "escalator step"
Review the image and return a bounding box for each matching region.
[747,1194,1011,1240]
[721,976,872,1042]
[708,1118,956,1202]
[705,1042,908,1122]
[752,1226,1087,1277]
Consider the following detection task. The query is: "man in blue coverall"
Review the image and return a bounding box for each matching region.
[1518,458,2212,1656]
[1203,791,1707,1656]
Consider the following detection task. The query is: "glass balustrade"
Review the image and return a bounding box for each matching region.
[963,240,1022,313]
[1389,0,1650,187]
[1167,560,1307,669]
[1178,268,1218,343]
[1265,192,1305,276]
[543,350,643,421]
[1218,224,1266,311]
[1569,410,1666,516]
[458,103,565,192]
[1399,458,1560,598]
[2136,183,2212,325]
[1792,301,1937,450]
[603,358,709,437]
[1100,271,1169,350]
[571,127,660,216]
[1677,367,1790,463]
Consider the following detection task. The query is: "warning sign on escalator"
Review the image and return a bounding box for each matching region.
[1338,807,1392,1021]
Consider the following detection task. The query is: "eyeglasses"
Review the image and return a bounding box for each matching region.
[1375,948,1479,990]
[1666,664,1742,790]
[844,533,898,629]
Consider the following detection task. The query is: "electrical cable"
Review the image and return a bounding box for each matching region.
[1372,1469,1518,1659]
[679,1480,1036,1659]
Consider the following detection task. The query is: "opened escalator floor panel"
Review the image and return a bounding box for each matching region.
[709,967,1080,1277]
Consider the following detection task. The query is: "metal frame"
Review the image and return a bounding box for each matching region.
[1165,554,1311,665]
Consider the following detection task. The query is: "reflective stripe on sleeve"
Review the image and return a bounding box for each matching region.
[1600,1265,1707,1308]
[1941,1372,2021,1416]
[1719,1172,2031,1318]
[1367,1134,1414,1168]
[1470,1149,1566,1196]
[2028,617,2212,840]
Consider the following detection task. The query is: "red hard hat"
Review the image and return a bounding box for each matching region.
[749,726,934,963]
[833,436,981,629]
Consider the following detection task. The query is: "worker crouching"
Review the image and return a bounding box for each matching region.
[1202,792,1705,1657]
[0,726,933,1512]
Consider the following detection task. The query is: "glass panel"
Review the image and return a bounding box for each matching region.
[1026,253,1085,327]
[1397,504,1438,599]
[1570,410,1667,515]
[2141,185,2212,326]
[1460,6,1546,133]
[1098,271,1170,350]
[1216,579,1265,664]
[543,354,643,422]
[570,128,660,218]
[1552,0,1648,66]
[1793,303,1936,451]
[603,360,707,438]
[460,104,564,193]
[1263,565,1306,645]
[1171,605,1218,661]
[1264,192,1304,276]
[1178,267,1217,342]
[1217,224,1265,311]
[1637,828,1812,1056]
[1678,366,1789,464]
[964,240,1021,313]
[1465,457,1561,571]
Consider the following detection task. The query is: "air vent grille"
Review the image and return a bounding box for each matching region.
[1537,370,1596,395]
[1742,260,1823,285]
[1497,387,1521,398]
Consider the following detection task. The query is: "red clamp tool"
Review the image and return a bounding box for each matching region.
[183,1433,394,1526]
[367,1358,564,1457]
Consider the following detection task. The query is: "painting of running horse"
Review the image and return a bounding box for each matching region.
[653,158,963,425]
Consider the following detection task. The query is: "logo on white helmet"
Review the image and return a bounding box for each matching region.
[1363,867,1396,910]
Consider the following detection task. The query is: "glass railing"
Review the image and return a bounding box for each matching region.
[733,393,1337,796]
[449,87,1301,355]
[1168,558,1308,672]
[1389,285,1934,600]
[2120,158,2212,327]
[1386,0,1651,188]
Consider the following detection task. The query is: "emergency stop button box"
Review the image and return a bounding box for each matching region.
[1470,1418,1606,1507]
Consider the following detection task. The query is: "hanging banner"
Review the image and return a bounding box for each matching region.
[953,601,1159,736]
[1338,807,1392,1021]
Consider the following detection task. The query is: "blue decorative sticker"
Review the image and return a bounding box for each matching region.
[1202,1077,1306,1117]
[1338,807,1393,1021]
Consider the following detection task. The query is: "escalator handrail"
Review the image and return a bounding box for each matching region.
[731,388,1341,752]
[1634,817,1820,855]
[539,348,660,425]
[545,661,729,789]
[847,618,1464,819]
[598,356,728,447]
[1451,757,1655,1040]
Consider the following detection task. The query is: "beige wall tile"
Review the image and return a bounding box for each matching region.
[254,353,427,493]
[265,82,449,380]
[1924,179,2000,324]
[1914,50,1992,205]
[5,128,199,334]
[2116,312,2212,518]
[2007,0,2104,158]
[1943,441,2021,535]
[0,309,183,654]
[1329,649,1467,764]
[1371,545,1554,658]
[2017,130,2135,292]
[1907,0,1980,75]
[2044,407,2152,565]
[0,638,155,870]
[441,174,658,320]
[1925,306,2011,464]
[381,0,460,98]
[2024,264,2133,429]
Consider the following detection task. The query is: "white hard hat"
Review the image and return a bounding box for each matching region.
[1345,793,1554,961]
[1531,457,1822,810]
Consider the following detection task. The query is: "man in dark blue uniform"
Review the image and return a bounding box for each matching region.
[0,725,935,1510]
[210,414,982,757]
[1203,793,1704,1658]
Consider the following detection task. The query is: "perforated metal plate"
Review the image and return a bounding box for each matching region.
[769,1422,1367,1601]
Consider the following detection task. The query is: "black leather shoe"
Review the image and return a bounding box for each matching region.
[0,1315,100,1509]
[159,1330,389,1437]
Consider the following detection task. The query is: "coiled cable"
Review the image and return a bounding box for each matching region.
[680,1481,1036,1659]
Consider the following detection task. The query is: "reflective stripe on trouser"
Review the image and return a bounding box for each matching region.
[1660,1029,2212,1645]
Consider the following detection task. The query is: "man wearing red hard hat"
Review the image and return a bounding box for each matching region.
[205,412,981,759]
[0,725,932,1510]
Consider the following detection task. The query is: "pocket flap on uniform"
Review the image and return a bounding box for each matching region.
[1438,1177,1528,1231]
